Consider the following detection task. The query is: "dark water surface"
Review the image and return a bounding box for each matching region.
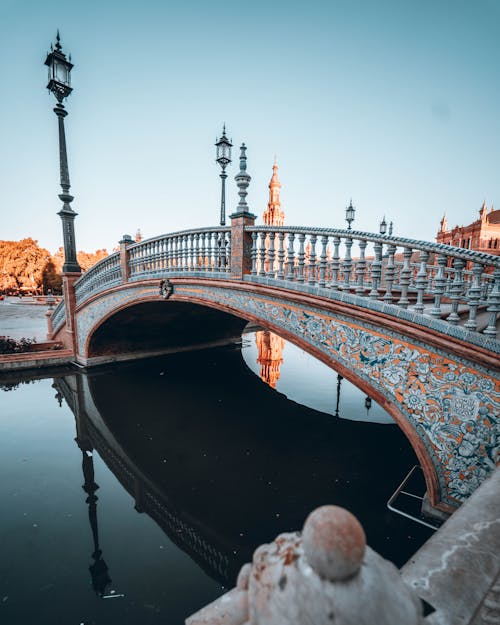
[0,332,433,625]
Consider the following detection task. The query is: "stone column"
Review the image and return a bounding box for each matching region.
[229,144,256,280]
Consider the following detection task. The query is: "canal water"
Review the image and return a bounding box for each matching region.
[0,303,434,625]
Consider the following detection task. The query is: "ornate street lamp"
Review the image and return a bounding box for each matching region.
[345,199,355,231]
[389,221,393,236]
[44,31,80,274]
[215,125,232,226]
[379,216,387,235]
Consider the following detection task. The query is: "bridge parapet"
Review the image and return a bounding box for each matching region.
[74,251,121,306]
[247,226,500,339]
[127,226,231,282]
[51,298,66,334]
[53,223,500,350]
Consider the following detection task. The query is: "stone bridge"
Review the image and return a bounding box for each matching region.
[49,215,500,517]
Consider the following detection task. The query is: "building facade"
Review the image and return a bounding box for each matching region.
[437,202,500,255]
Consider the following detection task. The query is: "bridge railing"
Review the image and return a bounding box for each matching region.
[127,227,231,281]
[51,298,66,334]
[246,226,500,336]
[74,251,122,306]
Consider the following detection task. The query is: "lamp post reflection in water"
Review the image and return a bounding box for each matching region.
[80,447,113,597]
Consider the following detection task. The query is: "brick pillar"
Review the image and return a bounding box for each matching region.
[230,213,256,279]
[62,271,81,354]
[119,234,133,283]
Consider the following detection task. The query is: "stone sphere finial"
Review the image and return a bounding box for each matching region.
[302,505,366,581]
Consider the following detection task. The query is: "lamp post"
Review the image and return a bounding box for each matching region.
[44,31,80,274]
[345,199,355,231]
[379,216,387,235]
[215,125,232,226]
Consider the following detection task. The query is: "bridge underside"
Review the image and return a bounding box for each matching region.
[87,301,247,364]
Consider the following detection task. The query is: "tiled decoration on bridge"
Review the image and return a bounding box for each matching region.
[76,283,499,507]
[177,285,499,507]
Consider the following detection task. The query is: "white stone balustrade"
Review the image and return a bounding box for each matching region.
[248,226,500,336]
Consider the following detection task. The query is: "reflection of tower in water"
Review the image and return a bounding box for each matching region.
[255,330,285,389]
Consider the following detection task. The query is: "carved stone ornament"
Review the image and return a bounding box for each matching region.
[159,279,173,300]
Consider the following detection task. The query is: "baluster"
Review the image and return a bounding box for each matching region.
[267,232,276,277]
[483,267,500,336]
[369,241,383,299]
[152,240,157,272]
[297,233,306,282]
[397,247,413,308]
[171,237,177,270]
[250,232,258,275]
[207,233,214,272]
[182,235,188,271]
[383,245,397,302]
[258,232,266,276]
[414,251,429,313]
[342,237,353,291]
[318,235,328,288]
[286,233,296,280]
[193,233,199,270]
[308,235,317,285]
[355,240,367,295]
[188,234,193,271]
[163,237,169,271]
[202,233,208,271]
[277,232,285,280]
[169,238,174,270]
[225,232,231,273]
[430,253,447,317]
[330,236,341,290]
[166,238,172,270]
[179,234,187,271]
[219,233,225,271]
[177,236,183,271]
[192,234,199,271]
[464,262,483,331]
[446,258,465,324]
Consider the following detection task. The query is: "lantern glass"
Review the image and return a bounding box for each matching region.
[346,205,355,222]
[379,218,387,235]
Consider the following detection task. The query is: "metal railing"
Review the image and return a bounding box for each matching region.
[247,226,500,336]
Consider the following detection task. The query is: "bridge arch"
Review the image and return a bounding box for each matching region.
[68,277,499,515]
[86,299,247,361]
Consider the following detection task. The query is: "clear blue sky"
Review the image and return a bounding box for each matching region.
[1,0,499,253]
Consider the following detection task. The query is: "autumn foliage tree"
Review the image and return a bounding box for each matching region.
[0,240,109,295]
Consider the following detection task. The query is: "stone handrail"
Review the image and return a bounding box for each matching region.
[128,226,231,281]
[51,298,66,334]
[74,251,122,306]
[247,226,500,336]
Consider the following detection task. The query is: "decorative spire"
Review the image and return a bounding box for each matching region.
[263,160,285,226]
[55,29,62,51]
[234,143,252,214]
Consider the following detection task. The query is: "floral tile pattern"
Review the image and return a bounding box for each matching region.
[177,285,500,507]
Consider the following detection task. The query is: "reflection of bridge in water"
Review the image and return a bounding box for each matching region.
[52,344,440,586]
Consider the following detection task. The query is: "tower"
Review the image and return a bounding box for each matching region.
[263,161,285,226]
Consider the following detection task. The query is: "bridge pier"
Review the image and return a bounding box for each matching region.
[61,272,81,354]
